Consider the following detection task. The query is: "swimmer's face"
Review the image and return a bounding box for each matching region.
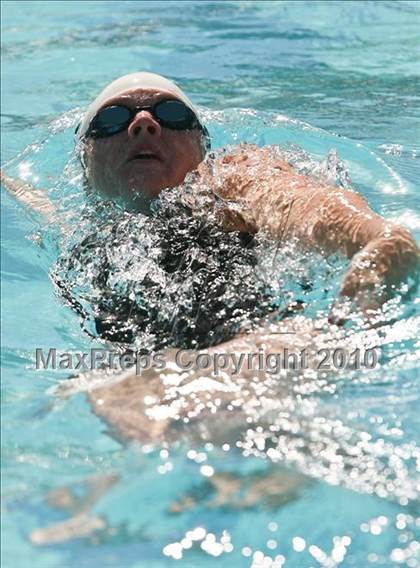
[82,89,205,211]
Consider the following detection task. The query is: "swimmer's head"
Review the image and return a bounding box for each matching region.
[76,72,210,212]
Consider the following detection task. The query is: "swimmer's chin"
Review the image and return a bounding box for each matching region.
[96,179,167,214]
[117,186,162,214]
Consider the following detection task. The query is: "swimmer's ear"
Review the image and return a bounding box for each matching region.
[74,123,88,169]
[201,125,211,154]
[79,145,88,171]
[75,137,87,171]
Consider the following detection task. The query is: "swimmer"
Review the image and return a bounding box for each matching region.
[2,71,418,316]
[3,75,418,534]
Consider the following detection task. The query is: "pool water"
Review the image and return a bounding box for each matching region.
[1,2,419,567]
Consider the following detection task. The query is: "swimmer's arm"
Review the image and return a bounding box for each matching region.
[198,155,418,301]
[294,186,418,300]
[1,169,55,216]
[214,168,418,298]
[246,177,419,300]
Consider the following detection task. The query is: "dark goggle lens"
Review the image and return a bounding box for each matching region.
[155,100,195,128]
[88,100,198,137]
[91,105,132,135]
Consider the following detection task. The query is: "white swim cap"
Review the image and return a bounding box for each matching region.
[77,72,201,140]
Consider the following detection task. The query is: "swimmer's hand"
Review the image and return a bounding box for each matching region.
[332,226,419,321]
[1,169,55,216]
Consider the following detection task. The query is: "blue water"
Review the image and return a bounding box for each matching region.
[1,1,419,567]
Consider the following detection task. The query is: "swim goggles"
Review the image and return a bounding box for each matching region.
[82,98,207,139]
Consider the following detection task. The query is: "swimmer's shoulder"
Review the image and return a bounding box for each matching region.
[199,143,293,174]
[196,143,295,202]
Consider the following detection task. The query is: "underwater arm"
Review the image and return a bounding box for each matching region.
[1,169,55,216]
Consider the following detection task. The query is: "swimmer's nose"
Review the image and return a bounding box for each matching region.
[128,111,162,138]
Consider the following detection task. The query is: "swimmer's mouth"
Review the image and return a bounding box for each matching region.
[129,151,162,162]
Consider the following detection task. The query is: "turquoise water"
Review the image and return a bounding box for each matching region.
[1,1,420,567]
